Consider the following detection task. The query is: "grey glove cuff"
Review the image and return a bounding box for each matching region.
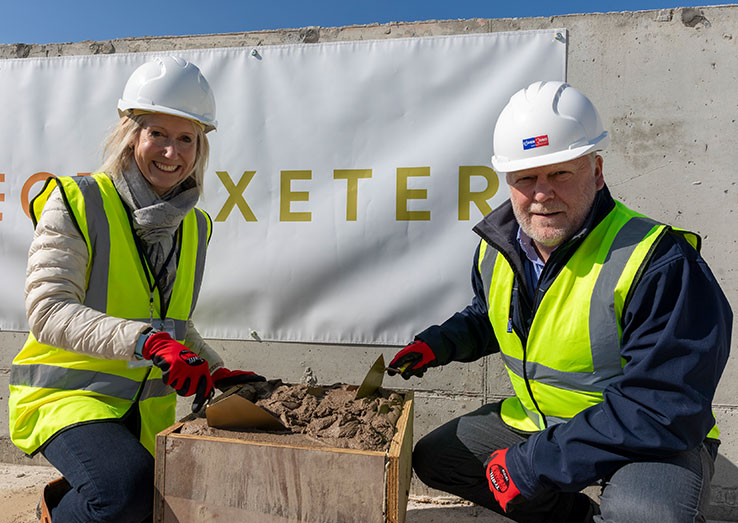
[134,327,157,360]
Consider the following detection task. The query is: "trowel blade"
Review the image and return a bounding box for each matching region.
[206,393,286,431]
[355,354,386,399]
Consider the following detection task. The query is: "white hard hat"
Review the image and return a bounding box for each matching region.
[117,56,217,133]
[491,81,608,173]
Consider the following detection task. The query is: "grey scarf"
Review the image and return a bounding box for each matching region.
[112,164,199,311]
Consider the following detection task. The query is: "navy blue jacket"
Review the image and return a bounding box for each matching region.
[416,185,732,499]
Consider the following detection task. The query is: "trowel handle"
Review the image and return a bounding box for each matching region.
[385,362,411,374]
[191,388,215,414]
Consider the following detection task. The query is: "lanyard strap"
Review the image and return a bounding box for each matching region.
[120,200,180,321]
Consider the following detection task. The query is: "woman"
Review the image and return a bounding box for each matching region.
[8,56,264,522]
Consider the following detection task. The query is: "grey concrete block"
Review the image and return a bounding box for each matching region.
[710,406,738,520]
[208,339,487,395]
[484,354,515,400]
[0,437,48,466]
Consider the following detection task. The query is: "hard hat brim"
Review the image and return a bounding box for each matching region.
[117,101,217,133]
[491,135,609,173]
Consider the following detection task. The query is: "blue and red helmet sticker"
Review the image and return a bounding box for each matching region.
[522,135,549,150]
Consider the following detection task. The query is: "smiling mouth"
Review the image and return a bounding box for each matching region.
[154,161,179,173]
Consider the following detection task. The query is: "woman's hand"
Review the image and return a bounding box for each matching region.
[211,368,266,392]
[143,332,214,409]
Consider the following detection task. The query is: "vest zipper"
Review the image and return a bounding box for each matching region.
[512,284,548,429]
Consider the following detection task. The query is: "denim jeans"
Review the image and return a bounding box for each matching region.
[413,401,718,523]
[595,439,717,523]
[42,420,154,523]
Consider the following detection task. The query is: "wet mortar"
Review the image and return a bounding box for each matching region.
[179,380,406,452]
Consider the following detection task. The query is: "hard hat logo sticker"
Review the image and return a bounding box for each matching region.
[522,135,549,150]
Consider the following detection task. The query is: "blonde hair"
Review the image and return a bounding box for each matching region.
[98,113,210,195]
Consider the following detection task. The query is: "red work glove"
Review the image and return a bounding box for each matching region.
[143,332,214,411]
[485,448,521,512]
[387,340,438,379]
[212,367,266,391]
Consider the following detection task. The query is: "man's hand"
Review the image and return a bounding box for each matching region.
[387,340,438,379]
[212,367,266,391]
[485,448,522,512]
[143,332,214,411]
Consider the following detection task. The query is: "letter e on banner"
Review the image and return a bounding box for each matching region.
[281,170,312,222]
[396,167,431,221]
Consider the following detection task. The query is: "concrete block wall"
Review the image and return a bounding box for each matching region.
[2,5,737,519]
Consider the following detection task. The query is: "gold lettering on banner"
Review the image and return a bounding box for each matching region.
[334,169,372,221]
[458,166,500,220]
[7,166,501,225]
[281,170,312,222]
[396,167,431,221]
[214,171,257,222]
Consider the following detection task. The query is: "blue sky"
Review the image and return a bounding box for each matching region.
[0,1,728,45]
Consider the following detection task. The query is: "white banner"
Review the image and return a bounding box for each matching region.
[0,30,566,345]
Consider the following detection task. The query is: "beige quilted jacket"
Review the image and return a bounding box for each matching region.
[25,187,224,371]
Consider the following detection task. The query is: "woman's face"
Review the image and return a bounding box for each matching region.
[132,113,198,196]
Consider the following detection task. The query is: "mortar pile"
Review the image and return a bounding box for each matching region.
[182,380,406,452]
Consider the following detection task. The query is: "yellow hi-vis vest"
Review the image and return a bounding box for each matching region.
[479,201,719,439]
[9,173,212,456]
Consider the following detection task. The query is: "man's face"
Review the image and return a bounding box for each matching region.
[506,154,604,260]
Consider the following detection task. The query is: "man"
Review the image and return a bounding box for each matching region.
[388,81,732,522]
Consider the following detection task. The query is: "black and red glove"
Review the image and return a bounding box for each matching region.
[143,332,214,411]
[387,340,438,379]
[485,448,522,512]
[212,367,266,391]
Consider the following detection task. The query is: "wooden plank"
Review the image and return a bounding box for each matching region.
[155,422,184,522]
[167,430,386,455]
[385,393,413,523]
[162,434,387,522]
[162,496,303,523]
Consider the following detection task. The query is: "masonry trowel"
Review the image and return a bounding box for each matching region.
[205,386,287,431]
[355,354,387,399]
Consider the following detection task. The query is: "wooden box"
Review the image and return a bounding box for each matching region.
[154,391,413,523]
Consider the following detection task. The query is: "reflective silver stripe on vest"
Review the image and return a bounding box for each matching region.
[545,414,569,426]
[521,401,542,428]
[140,378,174,401]
[588,216,661,383]
[478,242,497,309]
[73,176,111,313]
[500,353,612,393]
[10,364,142,401]
[510,395,571,428]
[520,401,568,428]
[190,209,209,316]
